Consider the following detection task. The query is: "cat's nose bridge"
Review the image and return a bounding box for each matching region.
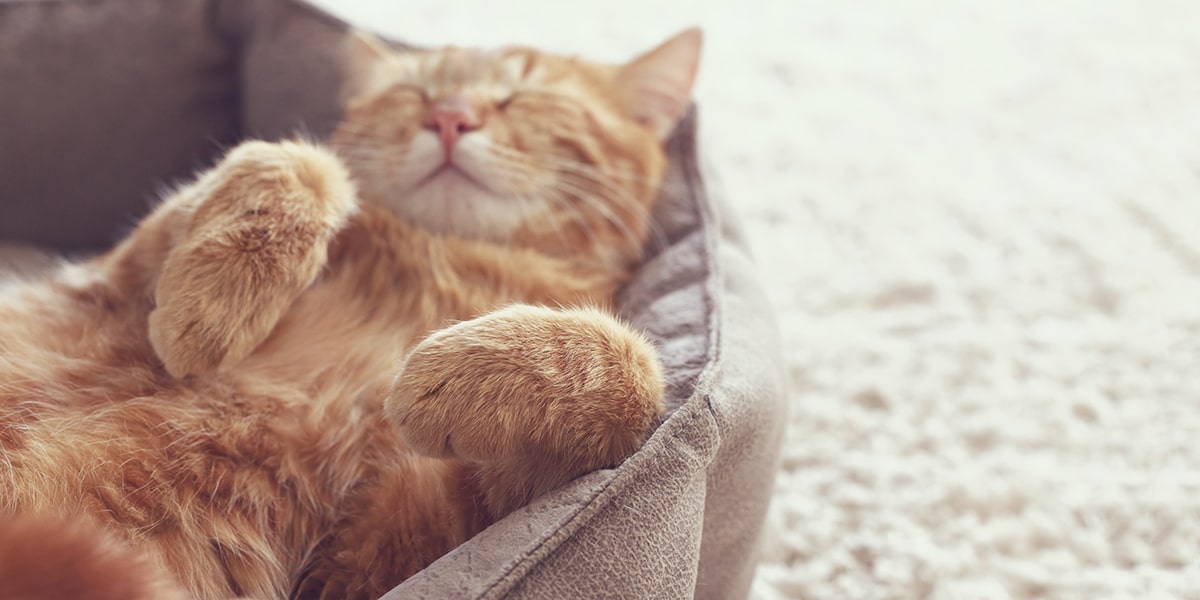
[425,92,482,160]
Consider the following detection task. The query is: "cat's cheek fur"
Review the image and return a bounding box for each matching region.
[386,304,665,505]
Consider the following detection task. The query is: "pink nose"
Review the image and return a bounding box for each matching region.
[426,94,481,160]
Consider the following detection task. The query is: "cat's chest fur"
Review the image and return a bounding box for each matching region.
[232,204,614,402]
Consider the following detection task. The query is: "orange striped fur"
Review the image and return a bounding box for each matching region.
[0,29,700,599]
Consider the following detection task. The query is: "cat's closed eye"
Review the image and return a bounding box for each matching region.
[385,83,429,101]
[495,94,516,111]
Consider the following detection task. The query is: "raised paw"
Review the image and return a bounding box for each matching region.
[386,305,665,474]
[148,140,357,378]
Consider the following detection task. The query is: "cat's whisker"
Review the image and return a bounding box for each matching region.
[482,144,670,253]
[578,200,646,256]
[542,192,600,251]
[548,181,646,256]
[550,167,669,253]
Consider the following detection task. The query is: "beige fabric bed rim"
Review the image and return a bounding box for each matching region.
[0,0,788,597]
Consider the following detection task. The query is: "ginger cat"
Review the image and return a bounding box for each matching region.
[0,28,702,599]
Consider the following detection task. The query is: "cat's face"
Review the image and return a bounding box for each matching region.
[330,30,701,267]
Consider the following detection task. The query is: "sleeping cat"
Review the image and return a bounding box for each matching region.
[0,28,701,599]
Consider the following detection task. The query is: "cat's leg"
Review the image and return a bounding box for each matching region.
[138,140,357,378]
[386,304,666,518]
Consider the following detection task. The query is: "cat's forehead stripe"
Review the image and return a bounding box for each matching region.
[407,47,550,89]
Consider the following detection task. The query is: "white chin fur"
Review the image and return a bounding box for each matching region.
[387,132,548,242]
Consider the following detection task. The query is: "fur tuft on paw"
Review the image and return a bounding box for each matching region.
[387,305,666,471]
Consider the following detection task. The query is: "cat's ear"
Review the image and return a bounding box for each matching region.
[341,30,394,107]
[616,28,703,139]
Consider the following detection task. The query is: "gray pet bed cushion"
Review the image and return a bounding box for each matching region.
[0,1,787,598]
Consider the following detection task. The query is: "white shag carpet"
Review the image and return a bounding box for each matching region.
[313,2,1200,597]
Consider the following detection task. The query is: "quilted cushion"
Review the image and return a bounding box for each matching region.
[0,1,786,597]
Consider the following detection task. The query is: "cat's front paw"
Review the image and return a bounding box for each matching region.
[149,141,357,378]
[386,305,665,472]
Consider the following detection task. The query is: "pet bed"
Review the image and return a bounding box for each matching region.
[0,0,787,597]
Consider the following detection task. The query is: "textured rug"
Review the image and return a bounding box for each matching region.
[312,1,1200,597]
